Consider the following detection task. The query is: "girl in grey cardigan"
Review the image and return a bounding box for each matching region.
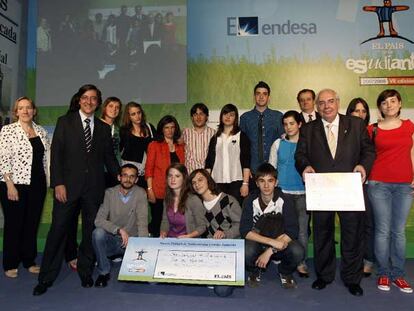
[188,169,241,239]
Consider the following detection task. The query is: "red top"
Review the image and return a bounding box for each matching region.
[368,119,414,183]
[145,141,185,199]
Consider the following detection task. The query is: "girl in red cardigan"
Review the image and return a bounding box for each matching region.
[145,115,184,237]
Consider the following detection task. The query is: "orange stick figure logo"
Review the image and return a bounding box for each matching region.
[363,0,409,37]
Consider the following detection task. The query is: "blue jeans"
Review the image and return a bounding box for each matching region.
[245,239,304,275]
[284,193,309,267]
[92,228,125,275]
[368,181,413,279]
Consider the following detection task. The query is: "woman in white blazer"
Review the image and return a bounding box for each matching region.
[0,97,50,278]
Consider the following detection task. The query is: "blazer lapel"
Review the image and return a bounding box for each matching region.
[73,112,88,153]
[334,114,349,162]
[315,119,333,160]
[91,117,101,153]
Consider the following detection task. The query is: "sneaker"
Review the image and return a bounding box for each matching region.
[247,270,261,288]
[280,274,297,289]
[392,277,413,293]
[377,276,390,291]
[112,257,123,263]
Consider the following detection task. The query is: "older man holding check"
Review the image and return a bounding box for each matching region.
[295,88,375,296]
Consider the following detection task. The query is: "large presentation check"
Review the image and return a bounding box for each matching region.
[305,172,365,211]
[118,237,245,286]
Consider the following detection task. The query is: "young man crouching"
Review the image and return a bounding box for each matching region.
[240,163,304,289]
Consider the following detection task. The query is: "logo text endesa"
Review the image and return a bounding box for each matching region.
[227,18,317,36]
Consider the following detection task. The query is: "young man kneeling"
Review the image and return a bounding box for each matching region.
[92,164,148,287]
[240,163,304,289]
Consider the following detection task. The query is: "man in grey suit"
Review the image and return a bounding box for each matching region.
[295,89,375,296]
[33,84,119,295]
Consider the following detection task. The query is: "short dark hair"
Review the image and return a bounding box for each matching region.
[282,110,302,125]
[68,84,103,113]
[119,163,138,175]
[376,89,402,118]
[346,97,370,125]
[190,103,209,117]
[255,163,278,180]
[188,169,220,196]
[254,81,271,95]
[296,89,315,103]
[216,103,239,136]
[156,115,181,143]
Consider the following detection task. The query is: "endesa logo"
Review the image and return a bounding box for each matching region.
[227,16,317,37]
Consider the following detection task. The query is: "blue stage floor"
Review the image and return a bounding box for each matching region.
[1,255,413,311]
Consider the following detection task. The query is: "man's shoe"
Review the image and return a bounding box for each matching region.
[347,283,363,296]
[247,270,261,288]
[33,282,52,296]
[95,274,110,288]
[81,277,94,288]
[280,274,297,289]
[312,279,328,290]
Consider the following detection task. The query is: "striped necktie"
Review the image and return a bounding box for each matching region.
[84,118,92,153]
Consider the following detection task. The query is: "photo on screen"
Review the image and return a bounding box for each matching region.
[35,0,187,106]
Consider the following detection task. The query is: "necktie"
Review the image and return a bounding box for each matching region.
[258,114,264,163]
[308,114,313,122]
[326,124,336,158]
[84,118,92,153]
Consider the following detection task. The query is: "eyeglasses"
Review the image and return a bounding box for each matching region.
[80,95,98,102]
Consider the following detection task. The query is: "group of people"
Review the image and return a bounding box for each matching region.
[38,5,177,56]
[0,81,412,298]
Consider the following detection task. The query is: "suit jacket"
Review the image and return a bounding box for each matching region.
[295,114,375,175]
[50,111,119,203]
[299,111,321,124]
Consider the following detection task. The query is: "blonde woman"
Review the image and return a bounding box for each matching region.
[0,97,50,278]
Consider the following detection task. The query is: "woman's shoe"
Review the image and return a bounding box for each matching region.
[297,265,309,278]
[68,259,78,272]
[363,265,372,278]
[28,265,41,274]
[5,269,18,278]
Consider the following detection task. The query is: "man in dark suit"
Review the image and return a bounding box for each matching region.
[295,89,375,296]
[297,89,320,124]
[33,84,119,295]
